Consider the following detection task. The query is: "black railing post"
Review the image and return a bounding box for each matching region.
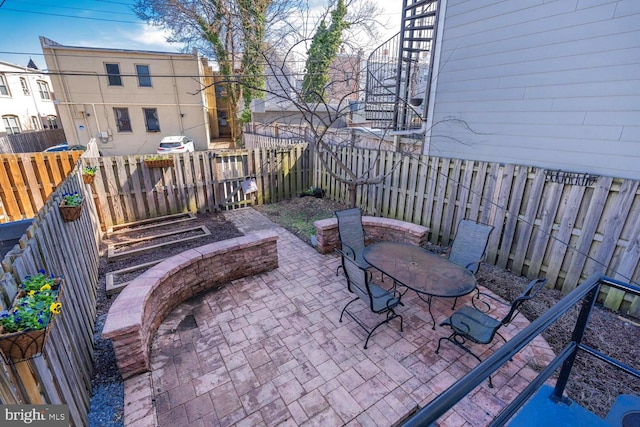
[550,281,601,403]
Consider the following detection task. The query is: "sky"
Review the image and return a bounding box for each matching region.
[0,0,402,70]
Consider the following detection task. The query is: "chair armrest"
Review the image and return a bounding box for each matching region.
[472,291,508,312]
[335,245,356,260]
[464,260,482,273]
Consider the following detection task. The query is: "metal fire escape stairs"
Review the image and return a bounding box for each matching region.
[364,0,437,135]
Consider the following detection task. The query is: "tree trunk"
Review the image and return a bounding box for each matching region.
[348,183,357,208]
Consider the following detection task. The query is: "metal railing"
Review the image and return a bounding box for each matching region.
[402,274,640,426]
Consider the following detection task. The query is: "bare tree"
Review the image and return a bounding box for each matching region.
[134,0,304,142]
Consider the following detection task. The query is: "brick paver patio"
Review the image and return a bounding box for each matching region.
[122,208,555,426]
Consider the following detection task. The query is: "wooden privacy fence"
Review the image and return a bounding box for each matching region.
[316,147,640,317]
[0,151,83,223]
[0,129,67,154]
[244,133,306,149]
[0,159,100,426]
[84,145,312,229]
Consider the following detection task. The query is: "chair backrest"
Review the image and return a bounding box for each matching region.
[500,278,548,325]
[448,219,494,274]
[335,208,366,259]
[339,249,376,311]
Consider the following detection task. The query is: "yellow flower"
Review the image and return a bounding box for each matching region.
[40,284,51,291]
[29,290,35,296]
[50,302,62,315]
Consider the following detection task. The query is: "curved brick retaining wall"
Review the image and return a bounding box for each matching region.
[102,230,279,379]
[313,216,429,254]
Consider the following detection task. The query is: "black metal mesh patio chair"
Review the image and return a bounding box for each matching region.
[334,208,373,275]
[338,249,404,349]
[432,219,494,309]
[435,278,547,387]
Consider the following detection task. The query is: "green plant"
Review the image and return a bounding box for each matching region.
[82,165,97,176]
[144,154,171,160]
[62,192,82,207]
[0,272,61,333]
[20,271,57,292]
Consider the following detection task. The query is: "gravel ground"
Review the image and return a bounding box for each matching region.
[87,198,639,424]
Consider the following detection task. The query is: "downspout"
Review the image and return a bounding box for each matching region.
[169,56,185,133]
[49,48,81,144]
[423,0,447,155]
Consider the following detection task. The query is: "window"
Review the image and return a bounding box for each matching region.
[113,108,132,132]
[105,63,122,86]
[20,78,30,95]
[0,75,9,96]
[47,116,58,129]
[136,64,152,87]
[31,116,40,130]
[37,81,50,100]
[3,115,21,134]
[143,108,160,132]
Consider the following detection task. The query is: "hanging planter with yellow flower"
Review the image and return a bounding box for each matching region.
[0,271,63,364]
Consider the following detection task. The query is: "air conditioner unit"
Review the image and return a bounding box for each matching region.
[97,131,108,138]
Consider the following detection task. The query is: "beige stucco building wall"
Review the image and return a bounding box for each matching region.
[0,61,59,136]
[40,37,211,155]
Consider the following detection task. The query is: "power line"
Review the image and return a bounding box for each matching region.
[96,0,134,4]
[7,0,135,16]
[1,7,141,23]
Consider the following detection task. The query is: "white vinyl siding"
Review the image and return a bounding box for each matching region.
[426,0,640,180]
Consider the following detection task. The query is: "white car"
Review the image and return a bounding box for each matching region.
[157,136,194,154]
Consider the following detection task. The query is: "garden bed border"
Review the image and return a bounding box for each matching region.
[102,230,279,379]
[313,215,429,253]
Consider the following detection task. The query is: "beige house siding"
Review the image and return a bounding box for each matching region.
[40,37,211,155]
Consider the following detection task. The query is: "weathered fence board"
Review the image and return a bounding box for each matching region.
[0,152,83,223]
[0,129,67,154]
[0,152,99,426]
[316,146,640,315]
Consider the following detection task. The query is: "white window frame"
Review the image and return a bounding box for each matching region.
[3,115,21,134]
[47,116,58,129]
[0,75,9,96]
[20,77,30,95]
[31,116,40,130]
[37,81,51,100]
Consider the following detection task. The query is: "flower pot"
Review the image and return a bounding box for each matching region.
[59,199,83,222]
[0,327,49,364]
[0,286,62,364]
[144,159,174,168]
[82,174,95,184]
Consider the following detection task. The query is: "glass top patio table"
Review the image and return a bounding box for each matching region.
[362,241,477,328]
